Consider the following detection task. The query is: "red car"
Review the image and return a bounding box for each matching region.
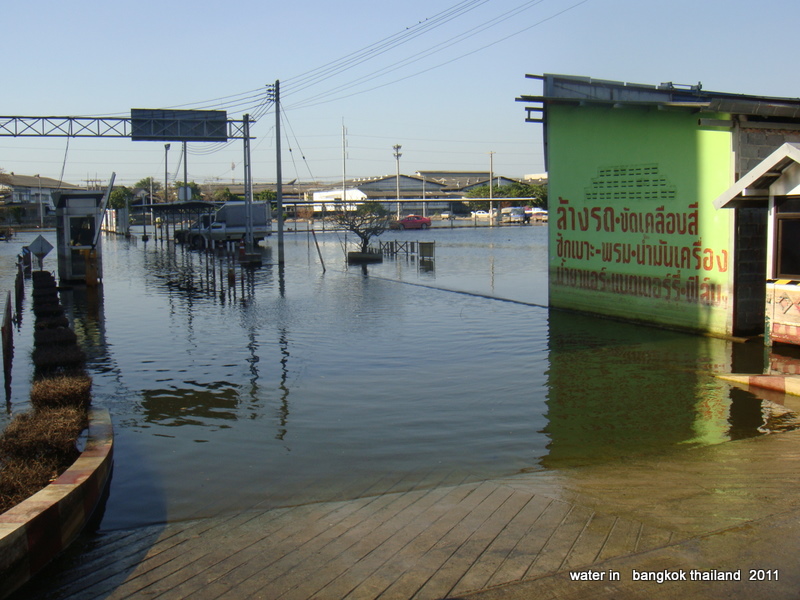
[390,215,431,230]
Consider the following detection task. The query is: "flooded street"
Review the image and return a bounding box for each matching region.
[0,225,782,531]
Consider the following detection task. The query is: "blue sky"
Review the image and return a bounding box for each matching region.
[3,0,798,187]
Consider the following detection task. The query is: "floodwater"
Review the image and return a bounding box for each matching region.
[0,224,785,531]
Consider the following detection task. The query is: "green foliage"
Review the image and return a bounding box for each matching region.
[174,181,202,201]
[108,186,133,210]
[465,181,548,209]
[211,187,242,203]
[133,177,162,193]
[255,189,277,202]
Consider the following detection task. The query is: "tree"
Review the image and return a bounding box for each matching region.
[174,181,202,200]
[255,189,276,202]
[330,201,391,253]
[465,181,548,209]
[108,186,133,209]
[134,177,162,194]
[211,187,241,203]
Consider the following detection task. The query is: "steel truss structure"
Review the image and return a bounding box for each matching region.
[0,116,249,139]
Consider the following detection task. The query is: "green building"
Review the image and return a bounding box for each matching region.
[518,74,800,342]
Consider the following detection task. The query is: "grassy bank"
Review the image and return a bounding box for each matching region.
[0,271,91,514]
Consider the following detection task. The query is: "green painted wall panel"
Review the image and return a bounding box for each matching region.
[548,104,734,335]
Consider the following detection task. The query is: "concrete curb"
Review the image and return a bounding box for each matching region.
[715,373,800,396]
[0,407,113,599]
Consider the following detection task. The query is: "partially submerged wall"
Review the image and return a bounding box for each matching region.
[547,103,735,335]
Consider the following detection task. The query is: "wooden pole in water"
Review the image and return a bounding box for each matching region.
[311,230,326,273]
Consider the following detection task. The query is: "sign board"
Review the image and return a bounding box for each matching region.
[130,109,228,142]
[178,186,192,201]
[28,235,53,259]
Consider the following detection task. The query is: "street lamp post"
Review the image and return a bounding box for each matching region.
[393,144,402,219]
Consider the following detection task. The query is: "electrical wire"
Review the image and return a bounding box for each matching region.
[280,108,316,181]
[57,137,70,189]
[288,0,587,111]
[281,0,490,97]
[283,0,542,106]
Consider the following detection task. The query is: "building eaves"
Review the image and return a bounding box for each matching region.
[517,73,800,119]
[5,174,82,189]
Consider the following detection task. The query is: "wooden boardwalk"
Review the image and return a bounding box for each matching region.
[16,478,680,600]
[15,427,800,600]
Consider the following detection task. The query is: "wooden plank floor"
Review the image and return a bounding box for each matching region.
[17,428,800,600]
[16,479,679,600]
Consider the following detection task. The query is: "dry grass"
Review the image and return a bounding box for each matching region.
[0,456,66,512]
[0,275,94,515]
[30,373,92,410]
[0,407,87,459]
[0,407,87,513]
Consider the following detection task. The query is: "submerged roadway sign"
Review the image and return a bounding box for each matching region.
[28,234,54,269]
[28,235,53,259]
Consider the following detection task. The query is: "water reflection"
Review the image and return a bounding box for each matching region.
[140,382,240,428]
[3,228,799,531]
[542,310,796,468]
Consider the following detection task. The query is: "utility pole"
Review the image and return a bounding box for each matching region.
[243,114,254,251]
[342,121,347,208]
[393,144,402,219]
[182,141,188,200]
[164,144,170,203]
[274,80,284,266]
[489,151,496,226]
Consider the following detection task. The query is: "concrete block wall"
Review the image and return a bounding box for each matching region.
[738,128,800,175]
[733,207,768,335]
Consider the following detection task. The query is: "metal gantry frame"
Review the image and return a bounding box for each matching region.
[0,115,251,139]
[0,113,259,250]
[0,83,286,261]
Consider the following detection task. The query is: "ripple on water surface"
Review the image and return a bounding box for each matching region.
[0,229,791,529]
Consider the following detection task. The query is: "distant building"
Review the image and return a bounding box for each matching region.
[0,173,82,224]
[519,73,800,342]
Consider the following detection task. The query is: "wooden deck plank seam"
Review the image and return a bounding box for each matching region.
[384,485,517,598]
[103,504,340,600]
[339,483,499,599]
[304,486,482,600]
[178,498,398,600]
[483,497,560,589]
[522,503,579,580]
[260,492,437,600]
[437,490,540,600]
[591,516,620,564]
[406,486,522,599]
[128,508,316,600]
[190,492,429,600]
[269,486,459,600]
[458,494,561,595]
[555,509,596,573]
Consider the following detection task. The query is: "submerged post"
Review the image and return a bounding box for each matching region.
[243,114,254,252]
[274,80,285,266]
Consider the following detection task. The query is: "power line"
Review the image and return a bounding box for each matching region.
[288,0,590,111]
[286,0,548,110]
